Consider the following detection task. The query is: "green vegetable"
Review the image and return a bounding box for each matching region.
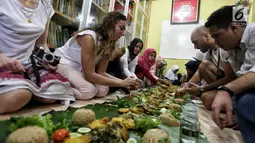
[9,114,54,135]
[183,94,191,102]
[135,117,161,133]
[77,127,91,134]
[158,137,168,143]
[54,118,72,131]
[169,110,181,120]
[115,97,134,108]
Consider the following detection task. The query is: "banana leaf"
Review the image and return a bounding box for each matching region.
[0,103,209,143]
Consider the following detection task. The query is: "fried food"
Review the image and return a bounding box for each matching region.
[158,79,172,86]
[130,107,144,114]
[159,113,180,126]
[168,104,182,112]
[89,117,109,129]
[64,135,91,143]
[158,82,168,89]
[111,117,135,129]
[118,108,130,113]
[175,98,185,104]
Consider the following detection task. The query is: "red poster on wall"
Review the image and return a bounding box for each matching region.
[171,0,200,24]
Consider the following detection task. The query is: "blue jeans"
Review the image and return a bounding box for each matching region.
[233,91,255,143]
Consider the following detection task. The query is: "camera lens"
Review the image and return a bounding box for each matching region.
[44,54,53,62]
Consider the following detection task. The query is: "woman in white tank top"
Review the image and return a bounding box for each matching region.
[56,12,140,100]
[0,0,75,114]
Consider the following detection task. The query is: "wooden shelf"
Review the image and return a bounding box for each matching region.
[92,1,106,13]
[51,10,79,28]
[115,0,124,6]
[128,11,133,18]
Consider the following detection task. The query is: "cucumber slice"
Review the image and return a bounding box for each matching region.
[70,132,82,138]
[77,127,91,134]
[127,138,137,143]
[160,108,167,113]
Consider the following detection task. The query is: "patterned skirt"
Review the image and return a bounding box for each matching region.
[0,67,75,101]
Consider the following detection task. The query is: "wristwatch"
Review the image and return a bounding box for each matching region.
[199,86,204,93]
[217,86,234,97]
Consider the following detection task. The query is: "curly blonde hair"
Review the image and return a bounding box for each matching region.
[79,12,127,62]
[94,12,127,59]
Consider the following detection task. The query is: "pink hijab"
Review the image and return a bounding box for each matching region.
[138,48,156,71]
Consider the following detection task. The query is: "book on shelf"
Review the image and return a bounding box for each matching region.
[47,21,76,48]
[53,0,82,20]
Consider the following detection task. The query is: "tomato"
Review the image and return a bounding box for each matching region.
[58,129,70,137]
[52,128,69,143]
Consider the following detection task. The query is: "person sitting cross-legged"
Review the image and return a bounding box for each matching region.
[176,26,239,110]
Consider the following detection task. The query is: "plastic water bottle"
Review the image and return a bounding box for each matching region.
[180,102,200,143]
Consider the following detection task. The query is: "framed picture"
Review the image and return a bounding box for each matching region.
[170,0,200,24]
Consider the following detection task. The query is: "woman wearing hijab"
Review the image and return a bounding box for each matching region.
[106,38,143,92]
[135,48,158,86]
[119,38,143,78]
[184,60,200,82]
[165,65,179,81]
[155,56,167,79]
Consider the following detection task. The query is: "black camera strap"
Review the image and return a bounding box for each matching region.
[30,52,41,87]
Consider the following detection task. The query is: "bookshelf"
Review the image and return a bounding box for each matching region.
[51,10,79,27]
[47,0,152,49]
[88,0,111,28]
[47,0,84,48]
[92,1,106,13]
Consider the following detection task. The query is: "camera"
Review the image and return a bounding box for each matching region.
[32,47,60,67]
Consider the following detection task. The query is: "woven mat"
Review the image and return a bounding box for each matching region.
[195,101,244,143]
[0,91,127,121]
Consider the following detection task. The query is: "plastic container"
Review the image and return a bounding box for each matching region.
[180,102,200,143]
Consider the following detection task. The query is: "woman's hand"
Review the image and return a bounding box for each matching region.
[43,63,58,71]
[112,48,125,60]
[146,79,153,86]
[120,78,139,89]
[0,54,25,72]
[37,61,58,72]
[136,78,143,88]
[130,76,143,88]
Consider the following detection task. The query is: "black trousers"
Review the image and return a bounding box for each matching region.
[106,60,123,92]
[107,60,122,79]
